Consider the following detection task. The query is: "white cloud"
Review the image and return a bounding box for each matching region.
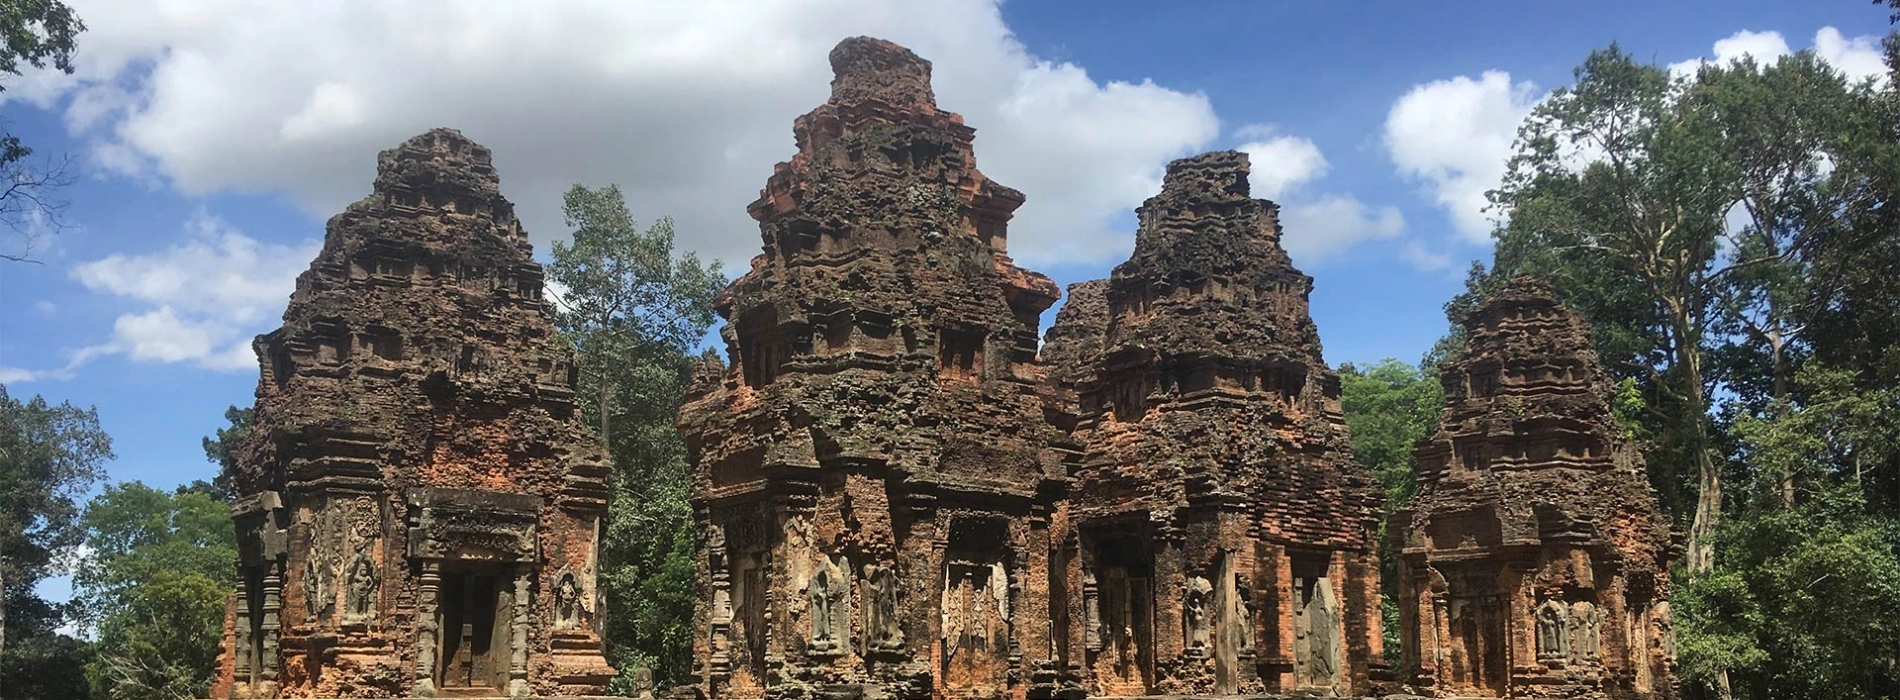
[0,366,51,384]
[1398,241,1455,273]
[1230,127,1416,270]
[1670,27,1886,86]
[62,211,317,373]
[1668,29,1793,79]
[1279,196,1405,266]
[11,0,1219,268]
[1815,27,1888,85]
[1235,124,1329,200]
[1383,70,1540,243]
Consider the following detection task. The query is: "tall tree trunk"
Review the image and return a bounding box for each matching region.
[1673,304,1722,575]
[598,357,612,449]
[594,315,614,450]
[1,562,8,660]
[1770,333,1794,508]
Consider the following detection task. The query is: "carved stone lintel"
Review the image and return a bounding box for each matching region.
[405,488,542,563]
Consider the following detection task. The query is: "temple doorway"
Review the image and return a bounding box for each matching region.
[438,567,511,695]
[731,550,768,688]
[1087,530,1155,696]
[1446,594,1507,695]
[1211,552,1241,695]
[942,518,1012,698]
[942,557,1010,695]
[1291,557,1340,692]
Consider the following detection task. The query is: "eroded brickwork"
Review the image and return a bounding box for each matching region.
[677,37,1067,700]
[1043,152,1387,697]
[1391,277,1676,699]
[218,129,614,698]
[681,36,1675,700]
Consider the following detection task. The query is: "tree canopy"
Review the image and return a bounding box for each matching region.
[0,0,84,263]
[1434,34,1900,699]
[548,183,724,689]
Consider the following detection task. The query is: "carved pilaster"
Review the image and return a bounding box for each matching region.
[1081,568,1103,654]
[414,562,440,698]
[232,579,252,699]
[707,519,733,685]
[258,561,282,698]
[508,568,530,697]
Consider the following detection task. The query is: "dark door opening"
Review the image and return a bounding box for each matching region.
[1099,565,1155,691]
[1089,531,1155,696]
[439,569,509,694]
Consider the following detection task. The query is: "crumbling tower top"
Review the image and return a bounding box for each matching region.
[371,127,502,200]
[1154,149,1253,205]
[828,36,936,108]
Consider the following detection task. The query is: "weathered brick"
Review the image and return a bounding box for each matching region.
[1391,277,1676,699]
[217,128,614,698]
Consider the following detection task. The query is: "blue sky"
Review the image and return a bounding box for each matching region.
[0,1,1891,601]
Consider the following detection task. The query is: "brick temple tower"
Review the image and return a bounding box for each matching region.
[1391,277,1676,698]
[218,129,615,698]
[676,37,1069,700]
[1042,152,1388,697]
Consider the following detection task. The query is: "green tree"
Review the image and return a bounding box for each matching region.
[1691,53,1870,508]
[547,184,724,688]
[1489,45,1758,575]
[1477,42,1900,698]
[0,0,85,263]
[0,631,93,700]
[1338,358,1444,664]
[184,406,251,502]
[0,385,111,675]
[1684,361,1900,699]
[1795,34,1900,518]
[1338,359,1444,520]
[72,482,235,700]
[1678,487,1900,698]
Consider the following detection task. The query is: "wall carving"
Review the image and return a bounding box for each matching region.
[1183,576,1212,658]
[1536,600,1568,661]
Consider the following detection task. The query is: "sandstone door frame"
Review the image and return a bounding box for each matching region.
[405,488,542,699]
